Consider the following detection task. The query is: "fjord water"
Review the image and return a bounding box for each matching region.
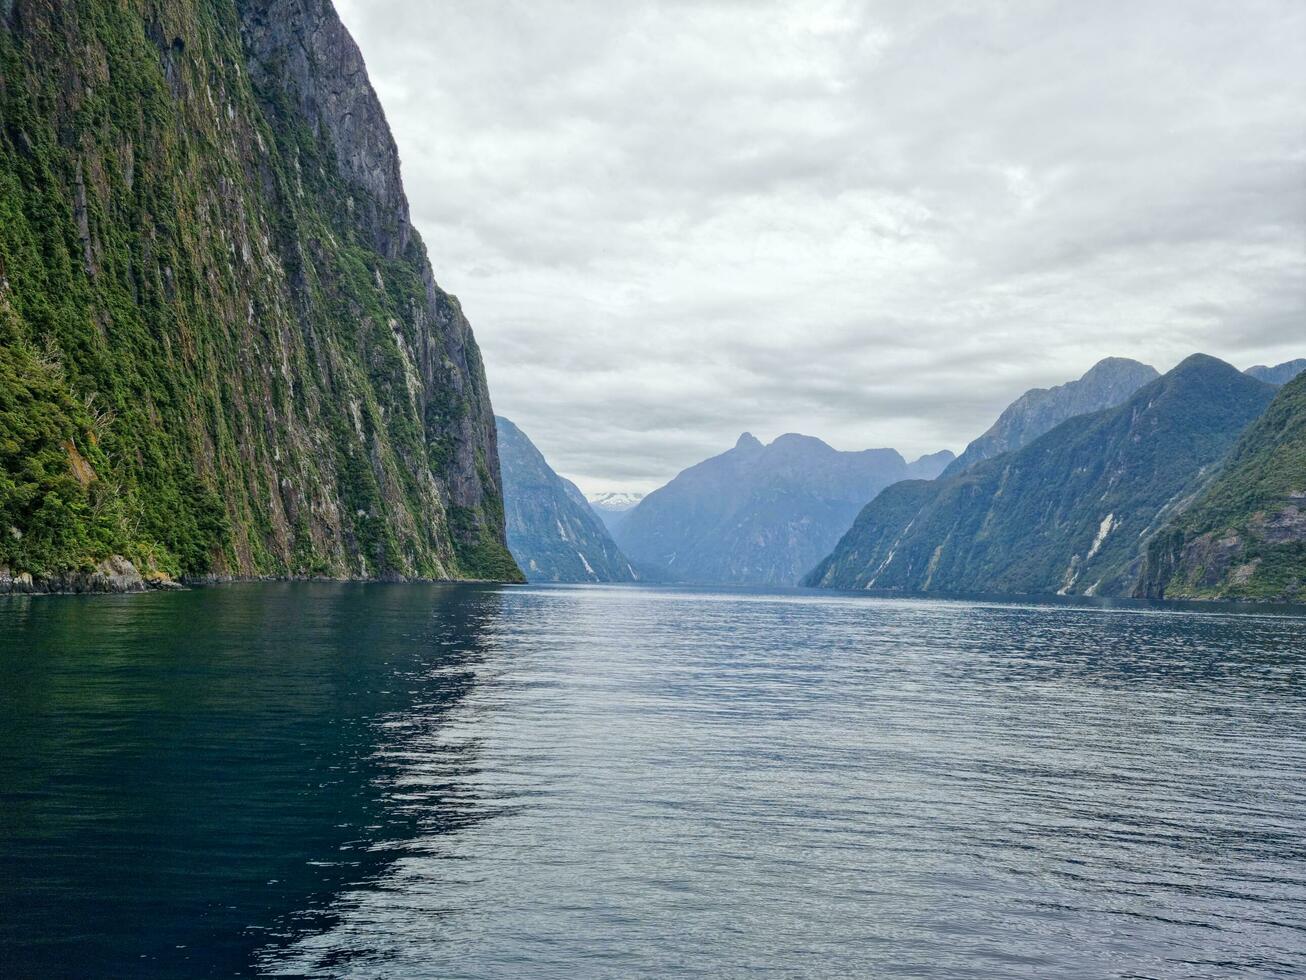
[2,585,1304,978]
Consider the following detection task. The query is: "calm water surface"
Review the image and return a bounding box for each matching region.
[1,583,1304,978]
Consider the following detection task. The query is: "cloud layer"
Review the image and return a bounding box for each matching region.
[335,0,1305,492]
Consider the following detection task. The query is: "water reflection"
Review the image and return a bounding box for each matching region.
[0,582,503,977]
[260,587,1306,979]
[3,585,1305,978]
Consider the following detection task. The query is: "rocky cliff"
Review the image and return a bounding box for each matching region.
[496,417,637,584]
[0,0,520,590]
[1137,371,1306,602]
[1245,359,1306,386]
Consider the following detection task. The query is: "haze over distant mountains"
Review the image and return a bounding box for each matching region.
[586,492,645,536]
[808,356,1280,597]
[492,352,1305,600]
[496,418,637,583]
[942,357,1160,477]
[612,434,954,586]
[1245,359,1306,386]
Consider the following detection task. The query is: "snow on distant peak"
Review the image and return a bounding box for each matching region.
[587,491,645,513]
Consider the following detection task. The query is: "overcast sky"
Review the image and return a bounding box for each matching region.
[335,0,1305,494]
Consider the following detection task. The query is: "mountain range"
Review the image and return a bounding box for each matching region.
[0,0,518,590]
[496,418,637,583]
[941,357,1160,476]
[1245,360,1306,386]
[807,355,1279,597]
[612,433,954,586]
[0,0,1299,604]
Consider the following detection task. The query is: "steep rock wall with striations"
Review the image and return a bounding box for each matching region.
[496,417,638,584]
[0,0,520,588]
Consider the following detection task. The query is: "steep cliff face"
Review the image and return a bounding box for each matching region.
[0,0,520,587]
[496,417,638,584]
[808,356,1277,597]
[1137,372,1306,602]
[941,357,1159,477]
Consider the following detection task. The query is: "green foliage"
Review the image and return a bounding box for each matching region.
[1138,373,1306,601]
[0,0,518,584]
[0,324,126,574]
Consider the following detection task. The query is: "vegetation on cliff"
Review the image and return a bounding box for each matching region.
[1137,372,1306,602]
[0,0,519,585]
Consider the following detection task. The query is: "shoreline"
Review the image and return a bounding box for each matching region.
[0,559,519,597]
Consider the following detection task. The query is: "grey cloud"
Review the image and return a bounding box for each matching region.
[337,0,1305,493]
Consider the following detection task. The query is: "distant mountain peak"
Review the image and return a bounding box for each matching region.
[587,491,645,512]
[906,449,957,478]
[614,431,953,586]
[1245,359,1306,386]
[1173,352,1235,375]
[1088,355,1149,372]
[942,356,1159,477]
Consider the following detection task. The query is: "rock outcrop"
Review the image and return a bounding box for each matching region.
[0,556,148,594]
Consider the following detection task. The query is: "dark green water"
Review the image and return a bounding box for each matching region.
[1,583,1304,978]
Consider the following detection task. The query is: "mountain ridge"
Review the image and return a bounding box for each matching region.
[614,432,954,586]
[807,355,1277,597]
[1245,359,1306,386]
[941,357,1159,477]
[497,417,637,583]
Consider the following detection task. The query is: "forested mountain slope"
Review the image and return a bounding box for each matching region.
[0,0,519,590]
[808,356,1276,597]
[1137,372,1306,602]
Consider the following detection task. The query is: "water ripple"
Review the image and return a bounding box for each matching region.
[2,583,1304,978]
